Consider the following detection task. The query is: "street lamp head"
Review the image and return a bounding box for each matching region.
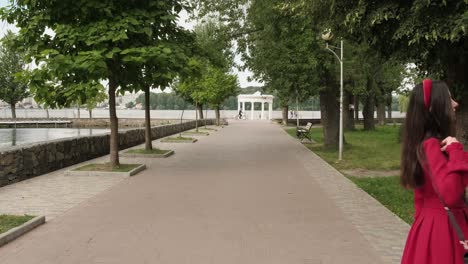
[321,29,333,42]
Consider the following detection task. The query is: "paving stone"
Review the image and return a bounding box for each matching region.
[0,121,408,264]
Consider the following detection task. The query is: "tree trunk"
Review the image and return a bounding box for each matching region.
[195,101,199,132]
[179,109,185,137]
[89,109,92,119]
[197,104,204,119]
[344,91,355,130]
[46,108,50,119]
[296,95,299,127]
[204,108,208,128]
[363,78,376,130]
[10,102,16,119]
[144,86,152,150]
[320,87,340,148]
[281,105,289,125]
[108,78,120,168]
[386,94,392,120]
[363,95,375,130]
[215,106,220,126]
[354,96,359,123]
[445,47,467,145]
[77,105,81,119]
[377,101,386,126]
[456,101,468,145]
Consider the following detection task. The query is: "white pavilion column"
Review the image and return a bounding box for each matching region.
[250,102,254,120]
[242,102,245,112]
[268,101,273,120]
[237,100,241,112]
[261,102,265,120]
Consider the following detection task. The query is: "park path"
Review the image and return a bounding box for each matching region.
[0,120,409,264]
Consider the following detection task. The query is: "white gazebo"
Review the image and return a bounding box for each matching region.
[237,91,274,120]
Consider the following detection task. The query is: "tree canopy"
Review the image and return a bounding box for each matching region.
[0,31,28,118]
[1,0,195,166]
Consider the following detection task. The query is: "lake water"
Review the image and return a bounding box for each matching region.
[0,128,109,149]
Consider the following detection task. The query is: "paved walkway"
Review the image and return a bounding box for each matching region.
[0,121,409,264]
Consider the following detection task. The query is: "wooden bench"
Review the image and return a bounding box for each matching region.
[296,122,313,142]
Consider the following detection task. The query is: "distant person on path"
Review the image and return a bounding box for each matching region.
[238,109,243,119]
[401,79,468,264]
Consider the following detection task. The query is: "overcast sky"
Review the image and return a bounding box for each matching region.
[0,2,262,88]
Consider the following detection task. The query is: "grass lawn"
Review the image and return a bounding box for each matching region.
[165,136,195,141]
[73,163,140,172]
[0,215,35,234]
[183,131,210,135]
[285,125,414,224]
[286,125,401,171]
[126,148,170,155]
[349,176,414,224]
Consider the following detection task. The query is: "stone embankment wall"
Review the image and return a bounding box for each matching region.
[71,118,178,128]
[0,119,219,187]
[0,118,178,128]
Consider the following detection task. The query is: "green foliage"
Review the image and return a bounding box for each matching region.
[85,86,107,111]
[193,19,234,71]
[309,0,466,91]
[125,101,136,109]
[1,0,196,166]
[239,0,321,106]
[398,95,409,113]
[199,66,239,108]
[1,0,194,108]
[176,19,238,108]
[0,31,29,107]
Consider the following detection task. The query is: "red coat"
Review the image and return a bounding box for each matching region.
[402,138,468,264]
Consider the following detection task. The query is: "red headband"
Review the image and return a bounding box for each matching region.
[423,79,432,109]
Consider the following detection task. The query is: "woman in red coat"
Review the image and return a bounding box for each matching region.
[401,79,468,264]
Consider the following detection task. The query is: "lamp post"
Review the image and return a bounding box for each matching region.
[322,30,344,161]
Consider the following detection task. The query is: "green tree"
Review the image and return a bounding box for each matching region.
[291,0,467,140]
[398,95,410,113]
[343,0,466,134]
[200,66,239,125]
[2,0,194,167]
[197,0,342,147]
[0,31,28,119]
[125,32,193,150]
[125,101,136,109]
[239,0,320,126]
[70,85,107,119]
[176,19,235,131]
[175,60,206,132]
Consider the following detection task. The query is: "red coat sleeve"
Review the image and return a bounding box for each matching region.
[423,138,468,206]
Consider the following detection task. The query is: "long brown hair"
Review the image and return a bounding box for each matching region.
[400,81,456,188]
